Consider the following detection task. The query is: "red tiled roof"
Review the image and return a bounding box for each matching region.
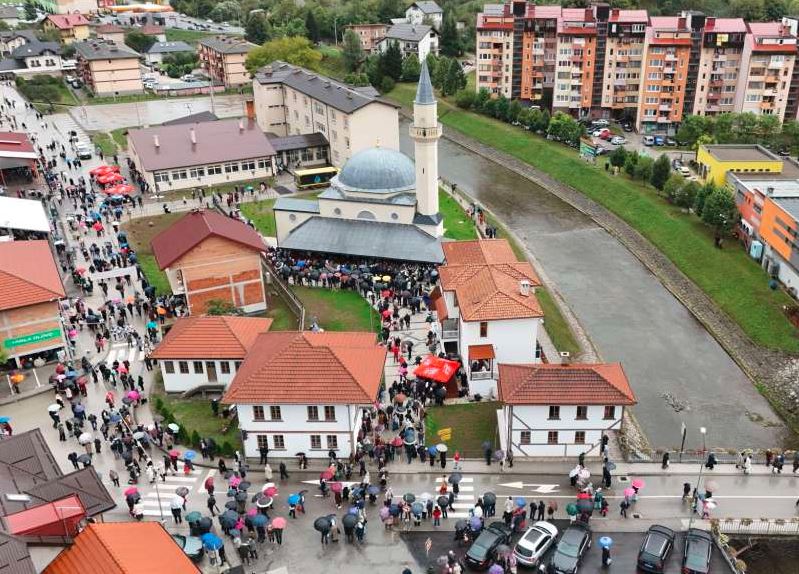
[43,522,200,574]
[0,131,34,155]
[0,241,65,311]
[747,22,785,36]
[223,332,386,405]
[138,24,165,35]
[45,14,89,29]
[430,287,448,321]
[752,42,798,53]
[151,210,266,269]
[609,10,648,23]
[497,363,637,406]
[150,316,272,360]
[649,16,685,30]
[439,240,542,322]
[703,18,747,34]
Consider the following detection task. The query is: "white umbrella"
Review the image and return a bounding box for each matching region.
[569,465,581,478]
[704,500,717,510]
[170,495,185,509]
[78,432,93,445]
[48,403,61,413]
[167,423,179,433]
[436,443,448,453]
[577,468,591,480]
[472,505,484,518]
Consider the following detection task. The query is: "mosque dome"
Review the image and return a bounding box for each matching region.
[334,147,416,194]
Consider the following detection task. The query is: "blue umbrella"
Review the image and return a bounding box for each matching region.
[367,485,380,495]
[183,450,197,460]
[201,533,223,550]
[146,321,157,330]
[109,413,121,423]
[470,516,482,531]
[287,494,300,505]
[252,514,268,527]
[427,445,438,455]
[347,506,359,515]
[599,536,614,548]
[228,529,240,539]
[515,497,526,508]
[74,404,85,414]
[0,417,9,423]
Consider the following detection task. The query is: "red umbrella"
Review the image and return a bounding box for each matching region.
[169,449,180,457]
[92,222,104,231]
[414,356,461,383]
[390,436,403,447]
[55,363,65,374]
[97,173,124,184]
[320,468,334,480]
[89,165,115,176]
[272,517,286,529]
[330,482,343,493]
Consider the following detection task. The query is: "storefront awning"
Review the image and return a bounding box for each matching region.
[469,344,495,361]
[414,355,460,383]
[4,494,85,538]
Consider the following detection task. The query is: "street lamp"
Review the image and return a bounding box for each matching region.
[687,426,707,530]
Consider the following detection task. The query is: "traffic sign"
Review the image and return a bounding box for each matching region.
[497,482,559,493]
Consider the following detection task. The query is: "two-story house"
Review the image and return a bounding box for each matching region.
[0,41,63,78]
[406,1,443,29]
[43,14,91,45]
[223,331,386,459]
[497,363,637,457]
[150,315,272,393]
[433,239,543,397]
[376,24,439,61]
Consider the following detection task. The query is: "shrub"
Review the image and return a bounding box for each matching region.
[380,76,395,94]
[190,430,201,447]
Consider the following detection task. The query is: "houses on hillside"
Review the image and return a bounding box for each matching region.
[198,36,256,87]
[376,23,439,60]
[42,14,90,44]
[406,1,443,28]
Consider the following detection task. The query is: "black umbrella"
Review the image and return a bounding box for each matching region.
[403,493,416,503]
[197,517,212,533]
[313,516,332,533]
[175,486,189,497]
[126,493,140,504]
[342,513,358,529]
[238,481,251,491]
[224,500,238,511]
[437,495,449,508]
[483,492,496,505]
[455,519,468,531]
[576,499,594,513]
[235,491,248,502]
[448,472,462,485]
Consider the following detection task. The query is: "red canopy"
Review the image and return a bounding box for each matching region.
[5,495,86,538]
[89,165,119,176]
[97,173,125,184]
[102,184,134,195]
[414,355,460,383]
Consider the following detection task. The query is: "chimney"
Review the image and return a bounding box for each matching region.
[153,134,159,148]
[519,279,531,297]
[190,127,196,145]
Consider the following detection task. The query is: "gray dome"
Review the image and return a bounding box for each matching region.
[334,147,416,194]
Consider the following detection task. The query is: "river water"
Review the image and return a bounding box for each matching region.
[399,118,787,449]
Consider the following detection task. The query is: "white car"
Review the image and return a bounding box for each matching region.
[75,142,92,159]
[592,119,609,127]
[679,166,691,177]
[610,136,626,145]
[513,521,558,567]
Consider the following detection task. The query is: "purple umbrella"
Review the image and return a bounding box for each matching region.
[489,565,504,574]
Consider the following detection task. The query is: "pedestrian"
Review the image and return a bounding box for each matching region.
[529,501,536,521]
[705,452,717,470]
[109,469,120,487]
[94,437,102,454]
[171,505,182,524]
[661,451,670,469]
[67,452,79,470]
[682,482,691,500]
[602,545,612,566]
[207,494,220,516]
[279,461,289,480]
[793,451,799,474]
[259,445,269,465]
[620,499,629,518]
[264,463,273,481]
[537,500,545,521]
[433,505,442,526]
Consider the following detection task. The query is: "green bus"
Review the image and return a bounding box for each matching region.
[294,166,338,189]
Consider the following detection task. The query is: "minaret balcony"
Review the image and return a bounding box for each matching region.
[409,123,443,140]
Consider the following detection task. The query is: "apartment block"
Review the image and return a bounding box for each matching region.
[475,6,514,98]
[198,36,256,88]
[345,24,388,54]
[601,9,647,122]
[693,18,747,117]
[551,8,596,116]
[74,40,142,95]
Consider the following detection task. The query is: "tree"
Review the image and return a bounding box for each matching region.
[162,52,199,78]
[245,36,321,74]
[245,12,271,45]
[764,0,788,19]
[650,154,671,190]
[380,41,403,82]
[676,114,709,147]
[365,54,382,87]
[205,299,242,316]
[609,146,627,168]
[210,1,240,23]
[674,181,700,209]
[440,12,460,57]
[730,0,766,21]
[634,156,654,182]
[441,57,466,96]
[663,174,684,202]
[455,89,476,109]
[124,31,155,54]
[305,10,320,43]
[702,187,738,243]
[380,76,395,93]
[377,0,403,21]
[401,53,421,81]
[507,99,522,124]
[432,55,449,89]
[342,30,364,72]
[344,72,370,86]
[547,112,583,145]
[272,18,307,39]
[23,0,36,21]
[624,150,639,177]
[475,87,490,111]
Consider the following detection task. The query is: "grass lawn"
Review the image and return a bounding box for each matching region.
[292,286,380,332]
[388,82,799,353]
[122,212,183,295]
[165,28,218,44]
[425,401,500,458]
[90,132,117,156]
[261,290,299,331]
[111,127,129,150]
[239,198,276,237]
[317,44,347,80]
[439,188,477,240]
[537,287,581,357]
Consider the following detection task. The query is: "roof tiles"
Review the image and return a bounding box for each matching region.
[0,241,65,311]
[150,316,272,359]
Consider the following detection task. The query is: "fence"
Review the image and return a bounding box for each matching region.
[714,517,799,536]
[261,255,305,331]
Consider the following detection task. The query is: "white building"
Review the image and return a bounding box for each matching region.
[223,331,386,459]
[143,41,194,67]
[0,41,64,78]
[377,23,439,61]
[406,1,443,29]
[150,316,272,393]
[272,59,445,264]
[252,61,400,167]
[433,239,544,398]
[497,363,637,457]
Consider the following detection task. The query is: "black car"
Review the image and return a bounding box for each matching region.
[637,525,675,572]
[547,522,592,574]
[622,123,634,132]
[465,521,512,570]
[682,528,713,574]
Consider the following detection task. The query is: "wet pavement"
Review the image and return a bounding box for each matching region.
[399,118,784,451]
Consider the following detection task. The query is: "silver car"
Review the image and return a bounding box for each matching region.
[513,521,558,567]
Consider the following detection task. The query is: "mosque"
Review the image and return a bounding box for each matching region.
[272,60,445,264]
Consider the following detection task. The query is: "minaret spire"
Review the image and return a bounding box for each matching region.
[415,58,435,105]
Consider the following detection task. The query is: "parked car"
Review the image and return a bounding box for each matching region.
[665,137,677,146]
[546,522,592,574]
[514,521,558,567]
[637,525,675,572]
[643,135,655,146]
[654,135,665,146]
[622,122,634,132]
[172,534,204,562]
[679,166,691,177]
[75,142,92,159]
[610,136,626,145]
[465,521,513,570]
[592,128,611,139]
[682,528,712,574]
[592,119,609,127]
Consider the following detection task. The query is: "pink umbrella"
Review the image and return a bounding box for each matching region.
[264,486,278,497]
[229,475,242,488]
[124,487,139,496]
[246,508,258,517]
[126,390,140,400]
[623,487,635,498]
[631,478,645,489]
[390,437,403,447]
[272,517,286,529]
[92,222,103,231]
[329,482,343,493]
[117,364,128,374]
[320,468,334,480]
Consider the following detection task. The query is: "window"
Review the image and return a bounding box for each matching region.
[154,172,169,183]
[178,361,189,374]
[307,406,319,420]
[164,361,174,374]
[310,435,321,449]
[193,361,203,374]
[520,430,531,444]
[256,435,269,449]
[220,361,230,374]
[575,431,586,444]
[576,406,588,420]
[316,121,326,133]
[603,405,616,420]
[171,169,187,180]
[269,406,282,420]
[207,164,222,175]
[253,406,265,421]
[547,431,559,445]
[324,406,336,421]
[326,435,338,450]
[235,361,242,371]
[189,167,205,178]
[241,160,256,171]
[479,322,488,337]
[272,435,285,450]
[548,405,560,420]
[224,162,240,173]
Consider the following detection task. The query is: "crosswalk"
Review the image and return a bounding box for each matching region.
[135,467,216,517]
[433,475,476,519]
[106,342,146,368]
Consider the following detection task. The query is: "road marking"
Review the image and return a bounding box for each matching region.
[127,347,137,363]
[153,475,199,483]
[196,469,217,493]
[435,477,474,483]
[494,494,799,500]
[497,482,560,493]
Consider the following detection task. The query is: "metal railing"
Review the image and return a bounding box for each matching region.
[261,256,305,331]
[470,370,497,381]
[714,517,799,536]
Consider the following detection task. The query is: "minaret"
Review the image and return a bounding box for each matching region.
[411,59,443,237]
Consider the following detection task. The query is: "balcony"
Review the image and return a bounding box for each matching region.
[470,369,498,381]
[659,103,672,111]
[663,67,675,74]
[409,124,443,140]
[665,53,678,61]
[657,116,673,123]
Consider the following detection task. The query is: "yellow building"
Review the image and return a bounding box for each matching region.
[43,14,91,45]
[696,144,784,186]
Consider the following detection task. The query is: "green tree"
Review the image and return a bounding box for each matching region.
[694,181,715,216]
[532,109,550,132]
[440,12,460,57]
[342,29,364,72]
[365,54,382,86]
[730,0,766,20]
[210,0,240,23]
[663,174,684,202]
[475,87,490,111]
[432,55,449,89]
[380,41,403,81]
[344,72,370,86]
[245,36,322,74]
[674,180,700,209]
[124,31,155,54]
[507,99,522,124]
[547,112,582,145]
[634,156,654,182]
[455,89,476,109]
[676,114,709,147]
[377,0,403,21]
[36,29,60,43]
[695,133,715,151]
[205,299,241,315]
[162,52,199,78]
[442,57,465,96]
[305,10,320,43]
[24,0,36,21]
[380,75,395,93]
[401,53,421,81]
[494,95,509,121]
[764,0,788,19]
[272,18,307,39]
[245,12,271,45]
[624,150,639,177]
[650,154,671,191]
[702,187,738,243]
[609,146,627,168]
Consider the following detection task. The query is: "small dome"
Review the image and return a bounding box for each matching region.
[335,147,416,194]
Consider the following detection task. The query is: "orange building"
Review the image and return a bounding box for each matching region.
[0,241,66,369]
[636,16,692,134]
[151,210,267,315]
[553,8,596,117]
[692,17,747,117]
[602,9,648,122]
[345,23,388,53]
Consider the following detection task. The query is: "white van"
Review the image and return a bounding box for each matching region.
[643,135,655,146]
